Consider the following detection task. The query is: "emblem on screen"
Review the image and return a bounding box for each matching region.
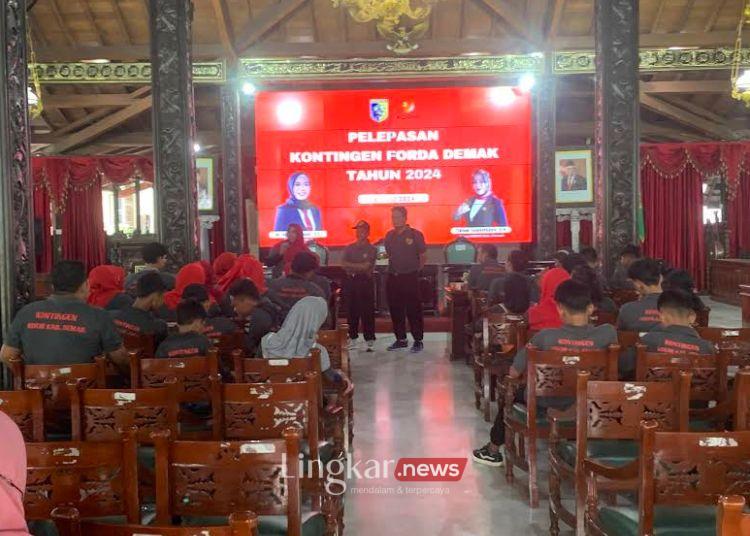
[369,99,389,123]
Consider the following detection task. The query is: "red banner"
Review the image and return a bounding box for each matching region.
[255,86,533,246]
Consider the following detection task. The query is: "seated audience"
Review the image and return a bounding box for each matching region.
[489,249,537,304]
[0,412,29,536]
[640,289,715,355]
[125,241,176,293]
[155,300,210,358]
[213,252,238,280]
[163,262,209,311]
[553,249,570,269]
[216,253,267,316]
[468,244,506,291]
[616,257,663,332]
[561,253,587,275]
[610,244,641,290]
[111,272,168,343]
[1,260,125,366]
[267,252,327,317]
[87,265,132,311]
[662,268,708,314]
[229,279,280,357]
[475,273,531,333]
[266,223,310,278]
[182,283,236,338]
[581,246,610,292]
[571,264,617,313]
[472,280,617,467]
[199,260,223,304]
[527,267,571,331]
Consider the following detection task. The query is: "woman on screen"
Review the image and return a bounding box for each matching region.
[273,172,323,232]
[453,169,508,228]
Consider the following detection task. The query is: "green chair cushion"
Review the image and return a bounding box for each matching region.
[598,505,717,536]
[555,440,638,468]
[510,403,575,427]
[182,512,326,536]
[688,419,716,432]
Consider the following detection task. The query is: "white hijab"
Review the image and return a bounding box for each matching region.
[261,296,331,370]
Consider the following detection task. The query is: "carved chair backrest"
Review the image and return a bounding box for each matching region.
[639,422,750,534]
[121,333,156,358]
[0,389,45,441]
[131,350,220,404]
[617,331,641,351]
[697,327,750,367]
[635,345,729,403]
[482,312,527,352]
[25,430,139,522]
[317,327,349,374]
[153,429,303,536]
[591,310,618,327]
[234,351,322,385]
[70,384,179,443]
[608,289,640,309]
[717,495,750,535]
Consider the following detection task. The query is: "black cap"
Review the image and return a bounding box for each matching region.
[352,220,370,230]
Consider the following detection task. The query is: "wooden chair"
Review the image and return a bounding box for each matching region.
[717,495,750,535]
[608,289,640,308]
[473,312,527,422]
[52,507,259,536]
[585,422,750,535]
[318,325,354,451]
[548,370,691,535]
[0,388,45,441]
[153,428,326,536]
[25,428,140,523]
[617,330,641,350]
[504,345,620,507]
[693,306,711,328]
[122,332,156,357]
[9,357,107,435]
[697,327,750,367]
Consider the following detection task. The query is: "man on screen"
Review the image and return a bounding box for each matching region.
[560,160,587,191]
[453,169,508,228]
[273,172,323,232]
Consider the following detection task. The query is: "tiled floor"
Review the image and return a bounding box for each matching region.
[342,299,743,535]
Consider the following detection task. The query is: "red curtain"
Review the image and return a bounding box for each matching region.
[579,219,593,247]
[728,167,750,258]
[641,161,706,289]
[556,220,571,249]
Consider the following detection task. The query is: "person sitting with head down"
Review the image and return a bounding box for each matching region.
[267,251,327,319]
[639,289,715,355]
[472,280,617,467]
[155,300,210,359]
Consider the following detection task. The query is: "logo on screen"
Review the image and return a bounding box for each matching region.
[369,99,389,123]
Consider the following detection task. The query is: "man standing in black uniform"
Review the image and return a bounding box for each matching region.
[342,220,378,352]
[384,206,426,353]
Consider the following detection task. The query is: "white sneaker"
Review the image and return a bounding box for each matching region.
[366,340,375,352]
[347,338,359,350]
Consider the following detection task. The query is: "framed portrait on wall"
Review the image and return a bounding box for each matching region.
[555,149,594,204]
[195,157,215,213]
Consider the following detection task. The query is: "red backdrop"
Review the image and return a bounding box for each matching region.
[255,86,533,247]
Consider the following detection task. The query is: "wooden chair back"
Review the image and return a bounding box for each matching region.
[617,330,641,350]
[608,289,640,308]
[233,349,322,384]
[317,326,349,374]
[635,345,730,403]
[207,331,246,358]
[470,290,490,319]
[717,495,750,535]
[25,429,140,522]
[693,307,710,328]
[0,389,45,441]
[697,327,750,366]
[131,349,220,404]
[212,372,320,466]
[591,310,618,326]
[526,346,619,438]
[122,332,156,357]
[153,429,303,536]
[733,370,750,432]
[51,507,259,536]
[482,312,528,353]
[70,384,179,443]
[639,422,750,534]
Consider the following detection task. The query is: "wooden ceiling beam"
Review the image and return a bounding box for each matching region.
[556,30,737,49]
[42,93,136,108]
[639,91,737,140]
[235,0,309,53]
[211,0,237,60]
[48,0,75,46]
[705,0,727,32]
[558,120,705,141]
[527,0,550,40]
[676,0,696,33]
[36,44,225,62]
[651,0,666,33]
[108,0,133,44]
[78,0,103,46]
[475,0,541,46]
[640,80,730,93]
[548,0,565,43]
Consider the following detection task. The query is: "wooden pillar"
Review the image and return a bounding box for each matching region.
[0,0,35,343]
[533,55,557,261]
[220,83,244,253]
[594,0,640,275]
[149,0,199,269]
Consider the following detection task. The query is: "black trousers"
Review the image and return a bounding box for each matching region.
[386,272,424,342]
[345,274,376,341]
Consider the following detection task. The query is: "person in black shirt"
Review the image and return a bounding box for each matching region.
[571,264,617,314]
[639,290,715,355]
[111,272,168,345]
[155,300,210,358]
[610,244,641,290]
[489,250,538,304]
[229,279,279,357]
[468,244,506,292]
[124,242,176,294]
[580,246,609,292]
[342,220,378,351]
[617,258,663,332]
[1,261,125,367]
[267,252,326,319]
[472,280,617,467]
[662,269,709,316]
[181,283,236,338]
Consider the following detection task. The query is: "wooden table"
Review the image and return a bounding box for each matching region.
[710,259,750,306]
[445,285,470,363]
[741,284,750,328]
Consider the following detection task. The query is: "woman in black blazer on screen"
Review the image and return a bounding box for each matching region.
[273,172,323,232]
[453,169,508,228]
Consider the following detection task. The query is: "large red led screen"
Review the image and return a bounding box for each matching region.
[255,86,533,247]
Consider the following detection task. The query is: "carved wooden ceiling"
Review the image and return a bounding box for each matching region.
[26,0,750,154]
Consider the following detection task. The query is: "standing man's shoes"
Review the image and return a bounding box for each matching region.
[410,341,424,353]
[387,340,409,351]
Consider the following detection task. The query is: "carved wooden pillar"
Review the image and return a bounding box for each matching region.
[594,0,640,275]
[533,56,557,261]
[220,83,244,253]
[0,0,35,342]
[149,0,199,269]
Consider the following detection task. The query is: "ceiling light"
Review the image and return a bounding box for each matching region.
[242,82,257,96]
[276,98,303,126]
[27,87,38,106]
[193,142,201,153]
[518,73,536,92]
[489,87,516,107]
[81,58,111,64]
